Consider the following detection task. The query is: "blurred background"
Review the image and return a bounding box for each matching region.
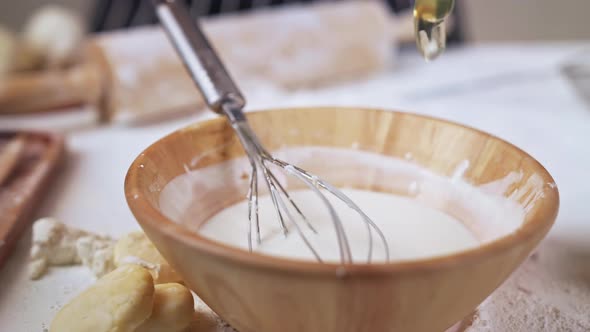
[2,3,590,332]
[2,0,590,41]
[0,0,589,127]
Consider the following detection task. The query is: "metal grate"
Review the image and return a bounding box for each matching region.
[90,0,462,42]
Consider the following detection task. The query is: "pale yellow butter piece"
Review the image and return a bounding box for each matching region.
[114,232,182,284]
[138,283,194,332]
[50,265,154,332]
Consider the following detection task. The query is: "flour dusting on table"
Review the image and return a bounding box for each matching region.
[465,239,590,332]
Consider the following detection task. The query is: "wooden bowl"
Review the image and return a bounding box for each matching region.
[125,107,559,332]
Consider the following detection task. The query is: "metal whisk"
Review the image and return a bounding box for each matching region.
[153,0,389,264]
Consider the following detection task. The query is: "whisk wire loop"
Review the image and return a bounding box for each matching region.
[226,105,390,264]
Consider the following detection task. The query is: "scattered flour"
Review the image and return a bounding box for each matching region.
[187,297,239,332]
[465,239,590,332]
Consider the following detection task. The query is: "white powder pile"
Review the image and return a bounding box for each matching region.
[465,239,590,332]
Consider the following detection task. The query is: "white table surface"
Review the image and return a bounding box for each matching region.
[1,43,589,331]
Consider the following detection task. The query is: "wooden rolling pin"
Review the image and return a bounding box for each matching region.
[0,59,104,115]
[0,1,415,124]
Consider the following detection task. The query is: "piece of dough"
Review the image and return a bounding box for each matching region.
[29,217,88,280]
[28,218,115,279]
[50,265,154,332]
[114,231,182,284]
[138,283,195,332]
[22,4,85,68]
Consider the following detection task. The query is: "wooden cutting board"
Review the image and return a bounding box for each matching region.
[0,131,65,268]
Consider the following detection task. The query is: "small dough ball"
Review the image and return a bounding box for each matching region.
[0,26,17,75]
[50,265,154,332]
[138,283,195,332]
[114,231,182,284]
[22,4,85,68]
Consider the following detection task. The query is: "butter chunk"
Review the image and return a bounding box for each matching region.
[138,283,194,332]
[50,265,154,332]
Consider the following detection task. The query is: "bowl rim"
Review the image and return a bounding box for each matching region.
[125,107,560,277]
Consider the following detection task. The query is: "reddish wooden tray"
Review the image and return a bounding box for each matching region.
[0,131,65,268]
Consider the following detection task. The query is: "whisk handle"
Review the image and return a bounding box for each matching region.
[153,0,245,114]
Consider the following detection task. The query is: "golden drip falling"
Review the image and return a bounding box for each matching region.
[414,0,455,61]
